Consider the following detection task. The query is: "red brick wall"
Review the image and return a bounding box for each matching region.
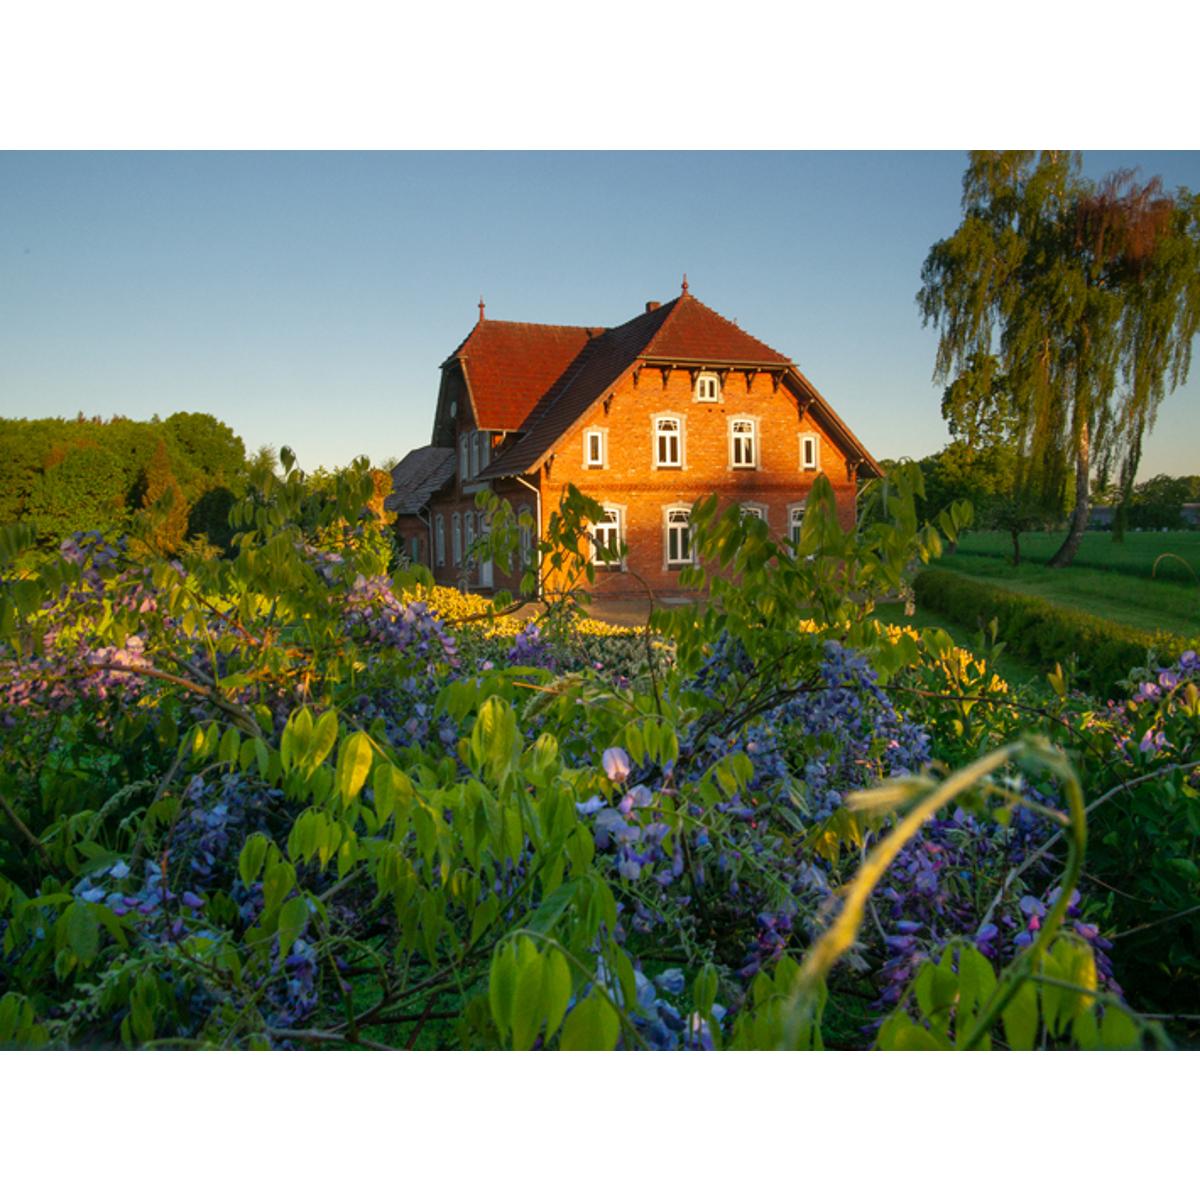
[536,367,860,596]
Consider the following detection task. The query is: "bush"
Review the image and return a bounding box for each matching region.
[913,568,1193,696]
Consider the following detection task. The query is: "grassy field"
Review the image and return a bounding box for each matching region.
[953,530,1200,582]
[933,554,1200,639]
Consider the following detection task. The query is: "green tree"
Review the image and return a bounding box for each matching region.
[137,439,189,555]
[24,442,126,544]
[919,152,1200,567]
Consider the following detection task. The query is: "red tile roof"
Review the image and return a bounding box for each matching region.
[447,289,881,482]
[481,300,678,480]
[444,320,600,431]
[641,293,792,365]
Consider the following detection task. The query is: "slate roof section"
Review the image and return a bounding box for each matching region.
[443,319,600,431]
[384,446,457,515]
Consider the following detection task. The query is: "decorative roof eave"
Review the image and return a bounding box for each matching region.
[785,367,884,479]
[637,355,794,369]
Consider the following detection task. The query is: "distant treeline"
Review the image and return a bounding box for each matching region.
[0,413,247,553]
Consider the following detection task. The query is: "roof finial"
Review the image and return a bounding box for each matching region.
[478,295,486,322]
[681,273,689,296]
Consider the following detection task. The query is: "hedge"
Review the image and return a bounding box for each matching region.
[912,568,1195,696]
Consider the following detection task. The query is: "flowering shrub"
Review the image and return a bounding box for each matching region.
[0,457,1178,1050]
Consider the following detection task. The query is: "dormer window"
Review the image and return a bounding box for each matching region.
[694,372,721,403]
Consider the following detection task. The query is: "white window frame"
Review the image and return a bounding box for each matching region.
[459,433,470,482]
[663,505,695,569]
[694,371,721,403]
[653,412,685,469]
[452,513,462,565]
[476,430,491,474]
[469,435,480,480]
[729,415,759,470]
[801,433,820,472]
[788,502,807,551]
[583,426,607,469]
[740,502,767,523]
[434,514,446,567]
[589,504,626,570]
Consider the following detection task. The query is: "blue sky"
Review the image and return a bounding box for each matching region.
[2,151,1198,477]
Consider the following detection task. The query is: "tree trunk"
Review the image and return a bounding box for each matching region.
[1049,421,1090,568]
[1010,529,1022,567]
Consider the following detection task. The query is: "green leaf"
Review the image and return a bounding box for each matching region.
[542,950,572,1042]
[238,833,270,888]
[559,993,619,1051]
[1003,980,1038,1051]
[1100,1006,1141,1050]
[277,895,308,955]
[511,949,546,1051]
[892,1023,946,1050]
[63,901,101,965]
[489,943,518,1039]
[336,731,374,807]
[308,709,340,773]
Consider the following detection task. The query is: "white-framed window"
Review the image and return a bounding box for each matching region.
[584,427,607,468]
[694,371,721,403]
[729,416,758,469]
[788,502,807,548]
[475,430,491,474]
[518,506,533,567]
[654,414,683,468]
[464,512,476,558]
[434,514,446,567]
[452,513,462,565]
[664,506,695,568]
[801,433,820,472]
[469,435,480,479]
[459,433,471,482]
[740,502,767,523]
[590,505,625,568]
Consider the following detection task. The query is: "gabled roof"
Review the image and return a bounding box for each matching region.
[443,319,601,431]
[384,446,457,515]
[444,288,882,483]
[480,300,678,481]
[640,293,791,365]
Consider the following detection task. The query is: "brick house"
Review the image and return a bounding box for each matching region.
[388,281,882,597]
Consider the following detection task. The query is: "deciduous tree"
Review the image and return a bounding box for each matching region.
[919,152,1200,567]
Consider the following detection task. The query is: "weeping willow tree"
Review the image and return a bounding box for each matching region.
[919,152,1200,566]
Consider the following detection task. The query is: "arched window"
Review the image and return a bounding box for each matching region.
[654,416,682,468]
[788,502,807,550]
[590,506,624,568]
[729,417,757,468]
[664,506,694,567]
[694,372,721,402]
[740,502,767,523]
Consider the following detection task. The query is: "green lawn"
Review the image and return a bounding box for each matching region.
[933,553,1200,640]
[953,529,1200,583]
